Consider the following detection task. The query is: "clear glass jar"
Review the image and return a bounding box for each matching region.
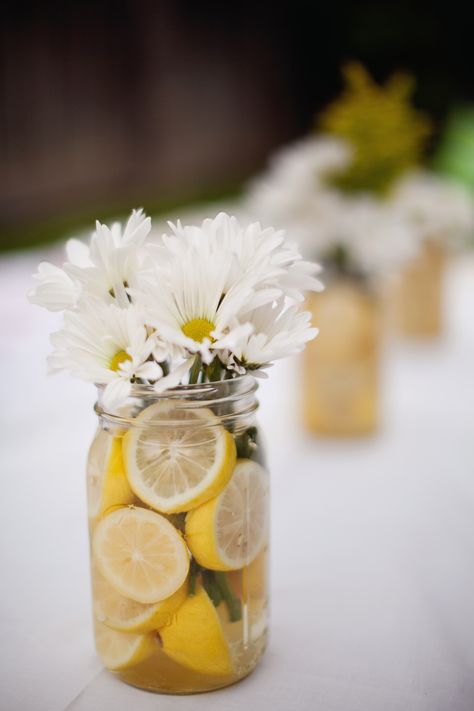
[87,376,269,694]
[393,239,445,338]
[302,276,380,436]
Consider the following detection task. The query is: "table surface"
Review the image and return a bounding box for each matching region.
[1,245,474,711]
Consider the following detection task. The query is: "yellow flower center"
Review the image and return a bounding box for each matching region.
[109,349,132,372]
[182,318,215,343]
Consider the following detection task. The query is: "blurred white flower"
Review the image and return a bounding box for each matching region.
[48,301,162,409]
[224,299,318,374]
[260,135,352,193]
[247,135,419,275]
[336,197,418,274]
[247,136,349,233]
[390,171,474,248]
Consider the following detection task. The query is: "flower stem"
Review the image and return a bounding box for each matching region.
[202,570,223,607]
[214,571,242,622]
[188,354,202,384]
[208,358,222,382]
[188,559,199,596]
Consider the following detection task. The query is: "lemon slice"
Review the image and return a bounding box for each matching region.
[93,506,190,603]
[159,584,232,676]
[123,401,236,514]
[87,430,134,519]
[94,620,155,671]
[92,565,187,633]
[185,459,269,571]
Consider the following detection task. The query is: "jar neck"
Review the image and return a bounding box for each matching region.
[95,375,259,431]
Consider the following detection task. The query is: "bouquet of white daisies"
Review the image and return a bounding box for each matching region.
[29,210,323,409]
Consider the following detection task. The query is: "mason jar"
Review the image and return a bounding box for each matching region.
[86,376,269,694]
[302,276,380,436]
[393,239,445,338]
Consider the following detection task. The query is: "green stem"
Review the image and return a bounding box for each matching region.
[188,354,202,384]
[235,426,258,459]
[208,358,222,382]
[214,571,242,622]
[188,560,199,596]
[202,570,223,607]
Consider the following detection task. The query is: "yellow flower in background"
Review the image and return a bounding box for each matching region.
[319,62,431,194]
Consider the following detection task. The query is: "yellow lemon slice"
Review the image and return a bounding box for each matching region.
[159,584,232,676]
[93,506,190,603]
[87,430,134,519]
[94,620,155,671]
[123,401,236,514]
[185,459,269,571]
[92,565,187,633]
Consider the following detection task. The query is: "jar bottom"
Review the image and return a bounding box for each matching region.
[114,631,267,694]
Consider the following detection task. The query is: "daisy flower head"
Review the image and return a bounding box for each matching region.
[136,238,257,365]
[65,210,151,308]
[28,237,92,312]
[224,299,318,376]
[28,260,80,312]
[152,211,324,304]
[48,300,163,409]
[28,209,152,313]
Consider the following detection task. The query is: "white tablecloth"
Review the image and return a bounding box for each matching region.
[1,247,473,711]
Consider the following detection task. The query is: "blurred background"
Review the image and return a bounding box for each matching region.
[2,0,474,251]
[2,3,474,711]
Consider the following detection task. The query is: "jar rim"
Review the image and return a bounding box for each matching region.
[94,374,259,428]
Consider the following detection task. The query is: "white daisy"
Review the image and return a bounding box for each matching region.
[151,212,323,304]
[106,208,151,248]
[48,301,163,408]
[28,260,80,312]
[28,237,93,312]
[136,242,256,364]
[225,299,318,374]
[28,210,151,312]
[66,210,151,308]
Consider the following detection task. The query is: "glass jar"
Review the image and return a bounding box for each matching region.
[302,276,380,436]
[87,376,269,694]
[393,239,445,338]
